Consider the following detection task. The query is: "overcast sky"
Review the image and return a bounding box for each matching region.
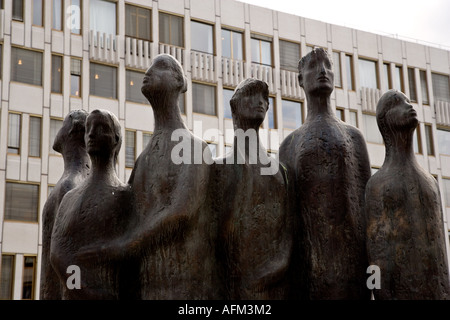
[240,0,450,50]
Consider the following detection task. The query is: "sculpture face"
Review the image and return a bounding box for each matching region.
[141,55,186,101]
[236,91,268,124]
[385,93,418,130]
[85,111,117,158]
[300,49,334,96]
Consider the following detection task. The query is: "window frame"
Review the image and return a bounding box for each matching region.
[221,27,244,61]
[281,98,303,130]
[345,54,354,91]
[419,69,430,105]
[125,68,148,105]
[358,57,379,90]
[28,115,42,158]
[251,33,273,67]
[70,0,82,35]
[10,46,44,87]
[89,62,118,100]
[407,67,417,102]
[7,112,22,155]
[21,255,37,300]
[279,39,301,72]
[4,181,40,223]
[159,11,184,48]
[191,19,215,55]
[192,81,217,116]
[12,0,24,22]
[424,123,435,156]
[32,0,44,27]
[49,117,63,155]
[267,96,277,130]
[51,54,63,94]
[52,0,63,31]
[125,3,152,41]
[0,254,15,300]
[125,129,137,168]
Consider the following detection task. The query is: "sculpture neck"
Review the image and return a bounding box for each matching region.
[384,128,417,167]
[152,97,186,132]
[233,126,264,162]
[62,145,90,174]
[304,94,334,120]
[89,154,120,185]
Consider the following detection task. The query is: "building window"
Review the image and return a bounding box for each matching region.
[419,70,429,105]
[22,256,36,300]
[223,88,234,119]
[382,63,390,92]
[413,125,422,154]
[282,99,302,130]
[267,97,276,129]
[437,129,450,155]
[49,118,63,154]
[12,0,23,22]
[70,58,81,97]
[222,29,243,61]
[125,4,151,41]
[336,108,344,121]
[333,51,342,88]
[52,0,62,30]
[11,47,43,86]
[0,255,15,300]
[192,83,216,116]
[345,54,354,91]
[432,73,450,103]
[393,65,403,92]
[8,113,21,154]
[126,69,148,104]
[191,21,214,54]
[159,12,183,47]
[90,0,116,36]
[363,114,383,144]
[143,132,152,150]
[5,182,39,222]
[251,34,272,66]
[358,58,378,90]
[407,68,417,102]
[279,40,300,72]
[70,0,81,34]
[51,55,63,93]
[29,116,41,158]
[443,178,450,207]
[90,63,117,99]
[424,124,435,156]
[349,110,358,128]
[207,143,217,158]
[179,94,185,114]
[125,130,136,168]
[32,0,43,26]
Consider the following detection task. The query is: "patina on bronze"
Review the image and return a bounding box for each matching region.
[40,110,90,300]
[365,90,450,300]
[279,48,372,299]
[212,78,292,299]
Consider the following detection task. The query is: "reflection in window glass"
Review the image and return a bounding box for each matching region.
[359,58,378,89]
[223,88,234,119]
[222,29,243,60]
[282,100,302,130]
[22,257,36,300]
[33,0,43,26]
[0,255,15,300]
[191,21,213,54]
[52,0,62,30]
[267,97,276,129]
[159,12,183,47]
[333,52,342,88]
[437,129,450,155]
[363,114,383,144]
[8,113,21,154]
[125,4,151,40]
[251,38,272,66]
[345,55,353,91]
[192,83,216,116]
[393,65,402,91]
[90,0,116,36]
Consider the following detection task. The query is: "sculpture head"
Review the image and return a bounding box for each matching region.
[376,89,418,145]
[85,109,122,166]
[53,109,89,154]
[230,78,269,128]
[141,54,187,106]
[298,47,334,97]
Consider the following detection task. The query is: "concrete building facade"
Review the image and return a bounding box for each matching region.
[0,0,449,299]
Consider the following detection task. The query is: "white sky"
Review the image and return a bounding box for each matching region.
[239,0,450,50]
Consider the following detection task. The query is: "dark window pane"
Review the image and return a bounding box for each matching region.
[90,63,117,99]
[5,183,39,222]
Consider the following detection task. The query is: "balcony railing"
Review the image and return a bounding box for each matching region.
[89,30,120,64]
[159,44,184,68]
[222,58,245,88]
[280,69,302,99]
[361,87,382,114]
[124,36,153,70]
[436,100,450,127]
[191,51,217,83]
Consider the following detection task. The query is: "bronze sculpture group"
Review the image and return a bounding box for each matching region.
[41,49,450,300]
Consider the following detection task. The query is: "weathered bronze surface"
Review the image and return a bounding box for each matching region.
[366,90,450,300]
[279,48,372,299]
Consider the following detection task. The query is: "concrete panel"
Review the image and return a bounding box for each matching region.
[220,0,245,29]
[2,222,38,254]
[331,25,353,53]
[278,12,301,42]
[11,21,25,46]
[70,35,83,58]
[31,26,45,50]
[9,83,43,115]
[367,143,385,167]
[47,156,64,185]
[249,5,274,36]
[381,36,403,63]
[6,155,21,181]
[125,102,154,132]
[51,30,64,54]
[158,0,185,16]
[304,18,327,48]
[429,47,450,74]
[356,30,378,59]
[405,41,427,69]
[190,0,215,23]
[50,94,64,118]
[27,158,41,183]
